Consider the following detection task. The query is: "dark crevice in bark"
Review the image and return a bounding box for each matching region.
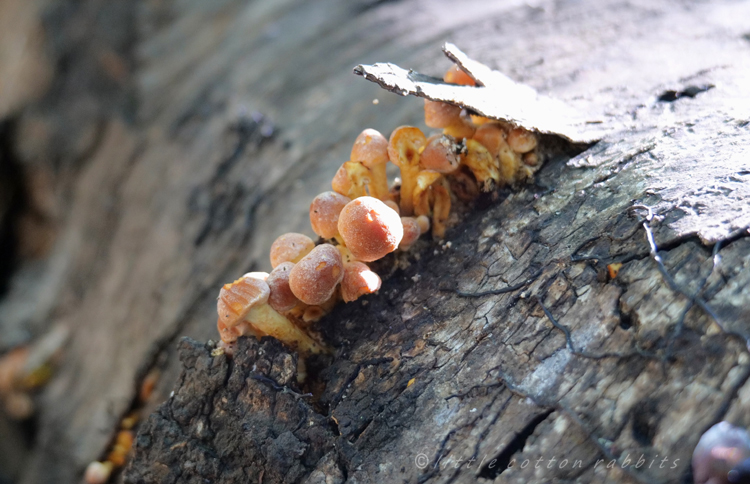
[0,118,24,298]
[477,409,554,479]
[188,112,275,247]
[657,84,714,102]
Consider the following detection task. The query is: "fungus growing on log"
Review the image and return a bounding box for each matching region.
[217,275,325,355]
[337,196,403,262]
[269,233,315,268]
[266,262,299,313]
[341,261,382,303]
[350,128,390,200]
[309,191,351,240]
[212,45,552,363]
[387,126,427,216]
[288,243,344,305]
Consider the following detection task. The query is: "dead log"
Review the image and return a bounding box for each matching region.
[0,0,748,483]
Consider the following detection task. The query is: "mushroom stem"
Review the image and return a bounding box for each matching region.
[367,160,390,200]
[413,170,442,217]
[398,164,420,215]
[350,128,391,200]
[245,304,328,355]
[432,178,451,238]
[387,126,426,216]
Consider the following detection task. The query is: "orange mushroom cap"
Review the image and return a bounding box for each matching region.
[310,191,351,239]
[337,196,403,262]
[507,127,537,153]
[350,128,389,168]
[421,134,461,173]
[331,163,352,196]
[424,100,462,129]
[399,217,421,250]
[266,262,299,313]
[217,276,270,329]
[270,233,315,268]
[216,276,271,343]
[444,64,476,86]
[289,244,344,305]
[341,262,382,302]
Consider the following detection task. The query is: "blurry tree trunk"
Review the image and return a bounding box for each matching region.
[0,0,749,483]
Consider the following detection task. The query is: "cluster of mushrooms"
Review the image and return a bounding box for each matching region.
[215,65,541,359]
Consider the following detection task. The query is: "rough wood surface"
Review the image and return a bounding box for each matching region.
[0,0,749,483]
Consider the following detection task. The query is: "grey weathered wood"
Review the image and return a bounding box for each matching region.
[0,0,748,483]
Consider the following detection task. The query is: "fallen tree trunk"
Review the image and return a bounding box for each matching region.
[0,0,749,483]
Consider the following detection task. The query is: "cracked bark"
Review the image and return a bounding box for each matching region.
[1,0,750,483]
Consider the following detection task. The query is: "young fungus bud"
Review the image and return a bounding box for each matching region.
[84,461,113,484]
[266,262,299,313]
[332,163,352,197]
[399,216,422,250]
[338,196,403,262]
[289,244,344,305]
[444,64,476,86]
[270,233,315,268]
[341,261,382,302]
[310,191,351,240]
[424,100,462,129]
[421,134,461,174]
[384,200,400,214]
[507,127,537,153]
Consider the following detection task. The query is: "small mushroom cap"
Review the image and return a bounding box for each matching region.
[270,233,315,268]
[523,151,539,167]
[507,127,537,153]
[387,126,426,168]
[444,64,476,86]
[693,422,750,484]
[399,217,421,250]
[85,461,113,484]
[341,262,382,302]
[473,124,506,155]
[338,196,403,262]
[421,134,461,173]
[424,100,462,129]
[289,244,344,305]
[351,128,389,168]
[266,262,300,313]
[331,163,352,196]
[384,200,400,214]
[217,276,270,328]
[310,191,351,239]
[416,215,430,234]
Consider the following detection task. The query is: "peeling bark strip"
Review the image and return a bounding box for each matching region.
[353,43,600,144]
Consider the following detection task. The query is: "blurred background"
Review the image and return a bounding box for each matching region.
[1,0,748,482]
[0,1,479,481]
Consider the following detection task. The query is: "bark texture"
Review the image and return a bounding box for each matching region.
[0,0,749,483]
